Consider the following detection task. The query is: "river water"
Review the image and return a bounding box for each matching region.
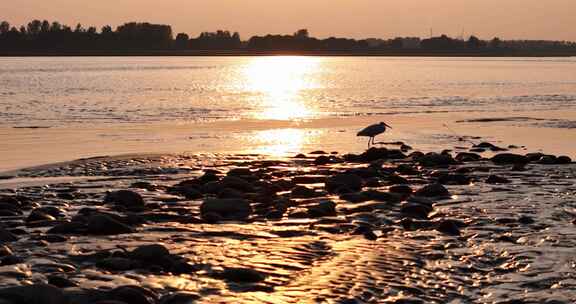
[0,56,575,171]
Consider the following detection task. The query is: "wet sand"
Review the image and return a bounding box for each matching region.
[0,139,575,303]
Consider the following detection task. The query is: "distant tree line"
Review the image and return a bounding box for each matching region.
[1,19,575,53]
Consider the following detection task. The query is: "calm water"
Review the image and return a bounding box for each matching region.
[1,56,575,127]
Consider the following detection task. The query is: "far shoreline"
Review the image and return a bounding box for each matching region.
[0,49,575,57]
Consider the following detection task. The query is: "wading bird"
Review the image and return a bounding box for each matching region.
[357,122,392,147]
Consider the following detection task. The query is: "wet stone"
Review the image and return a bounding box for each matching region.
[87,214,134,235]
[435,219,462,236]
[388,184,413,195]
[104,190,145,208]
[0,228,18,243]
[130,244,171,262]
[200,198,252,221]
[159,292,201,304]
[325,174,363,193]
[0,284,66,304]
[414,183,450,198]
[307,200,337,218]
[491,153,528,165]
[108,285,158,304]
[313,155,331,165]
[218,267,267,283]
[291,186,320,198]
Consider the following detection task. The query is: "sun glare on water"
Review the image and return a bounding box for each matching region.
[243,56,320,120]
[249,128,322,156]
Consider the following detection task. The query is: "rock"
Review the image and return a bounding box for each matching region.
[388,184,413,195]
[159,292,201,304]
[401,202,433,219]
[220,176,254,192]
[414,183,450,198]
[526,152,544,162]
[0,284,66,304]
[363,190,402,203]
[474,142,507,151]
[1,255,24,266]
[417,152,456,167]
[518,215,535,225]
[292,175,326,184]
[87,214,134,235]
[436,219,461,236]
[307,201,337,218]
[227,168,253,177]
[313,155,330,165]
[491,153,528,165]
[26,209,56,223]
[0,228,18,243]
[437,173,471,185]
[176,187,202,200]
[47,275,78,288]
[108,286,158,304]
[339,192,370,203]
[359,147,389,162]
[387,174,409,185]
[130,244,170,262]
[455,152,482,162]
[538,155,557,164]
[486,175,511,184]
[291,186,320,198]
[0,245,12,257]
[325,174,363,193]
[96,257,133,271]
[104,190,145,208]
[131,181,159,191]
[200,199,252,221]
[47,221,86,234]
[219,267,267,283]
[37,235,68,243]
[556,155,572,164]
[293,153,307,158]
[217,188,245,199]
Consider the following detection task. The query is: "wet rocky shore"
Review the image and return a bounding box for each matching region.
[0,143,575,304]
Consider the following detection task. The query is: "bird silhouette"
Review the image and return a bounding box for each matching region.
[357,122,392,147]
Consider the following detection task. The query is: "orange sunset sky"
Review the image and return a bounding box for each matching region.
[3,0,575,40]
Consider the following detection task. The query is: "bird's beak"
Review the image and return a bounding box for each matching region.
[385,123,392,129]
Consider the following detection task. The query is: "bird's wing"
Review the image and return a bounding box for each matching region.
[357,124,380,136]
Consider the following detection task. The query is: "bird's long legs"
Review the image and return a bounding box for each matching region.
[367,136,375,147]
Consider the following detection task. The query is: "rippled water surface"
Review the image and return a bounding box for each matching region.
[1,56,575,126]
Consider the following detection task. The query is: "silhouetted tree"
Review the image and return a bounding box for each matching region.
[294,29,309,39]
[0,21,10,35]
[490,37,502,49]
[466,35,485,49]
[175,33,189,49]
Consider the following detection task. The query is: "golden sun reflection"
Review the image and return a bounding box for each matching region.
[243,56,320,120]
[249,128,322,156]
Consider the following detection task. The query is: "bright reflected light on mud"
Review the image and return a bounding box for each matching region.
[243,56,320,120]
[249,128,322,156]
